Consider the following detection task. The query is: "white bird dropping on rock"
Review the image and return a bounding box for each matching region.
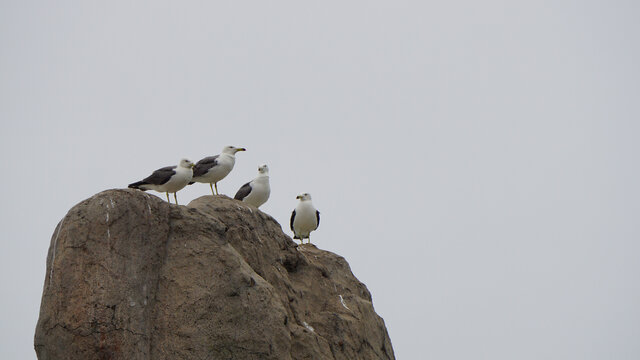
[290,193,320,244]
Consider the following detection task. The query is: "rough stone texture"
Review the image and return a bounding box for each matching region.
[35,189,395,360]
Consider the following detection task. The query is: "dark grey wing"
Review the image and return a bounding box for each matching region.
[234,181,252,200]
[192,155,219,177]
[315,210,320,229]
[290,210,296,232]
[142,166,176,185]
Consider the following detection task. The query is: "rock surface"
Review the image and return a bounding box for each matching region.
[34,189,395,360]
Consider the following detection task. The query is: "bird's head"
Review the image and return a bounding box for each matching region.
[179,159,195,168]
[258,164,269,175]
[222,145,246,155]
[296,193,312,201]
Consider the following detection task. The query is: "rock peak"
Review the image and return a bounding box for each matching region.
[35,189,395,359]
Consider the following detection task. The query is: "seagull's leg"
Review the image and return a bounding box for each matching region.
[166,192,170,203]
[214,183,219,195]
[174,192,179,205]
[209,183,214,196]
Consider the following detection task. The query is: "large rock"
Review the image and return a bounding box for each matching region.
[34,189,395,359]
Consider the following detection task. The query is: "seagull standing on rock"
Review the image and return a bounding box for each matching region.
[234,164,270,208]
[290,193,320,244]
[128,159,195,204]
[190,146,246,195]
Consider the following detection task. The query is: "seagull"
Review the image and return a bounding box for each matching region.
[128,159,195,204]
[290,193,320,244]
[234,164,270,208]
[190,145,246,195]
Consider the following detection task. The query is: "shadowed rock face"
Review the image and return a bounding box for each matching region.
[34,189,395,360]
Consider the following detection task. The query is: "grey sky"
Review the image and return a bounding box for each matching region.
[1,1,639,359]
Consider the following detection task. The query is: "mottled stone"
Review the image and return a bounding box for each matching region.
[35,189,394,360]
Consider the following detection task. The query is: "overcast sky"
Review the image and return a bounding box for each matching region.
[1,1,639,359]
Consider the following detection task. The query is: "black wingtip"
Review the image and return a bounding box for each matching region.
[128,181,146,190]
[234,182,252,201]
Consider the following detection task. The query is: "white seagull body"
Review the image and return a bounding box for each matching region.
[234,164,270,208]
[128,159,195,204]
[290,193,320,244]
[191,145,246,195]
